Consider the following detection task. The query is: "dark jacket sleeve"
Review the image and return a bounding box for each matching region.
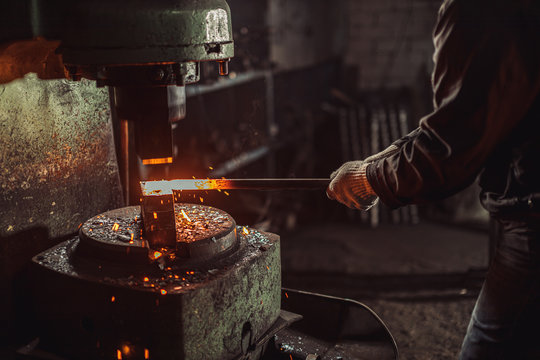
[367,0,540,209]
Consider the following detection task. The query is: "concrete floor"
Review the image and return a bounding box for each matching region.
[280,221,489,360]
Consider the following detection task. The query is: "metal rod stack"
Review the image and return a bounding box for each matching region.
[330,89,420,227]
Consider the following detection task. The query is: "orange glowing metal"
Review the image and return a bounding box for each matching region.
[142,157,173,165]
[140,179,230,196]
[153,251,162,259]
[242,226,249,235]
[180,209,191,222]
[117,349,122,360]
[112,223,120,232]
[144,348,150,359]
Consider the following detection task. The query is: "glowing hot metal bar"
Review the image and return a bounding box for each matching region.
[140,178,330,196]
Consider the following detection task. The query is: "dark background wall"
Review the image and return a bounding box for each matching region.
[346,0,440,90]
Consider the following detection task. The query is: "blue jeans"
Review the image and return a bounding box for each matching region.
[460,216,540,359]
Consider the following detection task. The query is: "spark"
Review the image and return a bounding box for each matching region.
[121,344,131,356]
[153,212,158,219]
[112,223,120,232]
[285,292,289,299]
[117,349,122,360]
[144,277,149,282]
[224,191,229,196]
[181,209,191,222]
[209,166,214,170]
[153,251,162,259]
[242,227,249,235]
[160,289,167,295]
[199,197,204,203]
[144,349,150,359]
[111,296,116,302]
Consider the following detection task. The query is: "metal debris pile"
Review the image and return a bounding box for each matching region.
[174,203,233,243]
[81,214,144,246]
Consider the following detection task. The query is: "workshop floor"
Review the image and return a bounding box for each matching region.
[280,221,489,360]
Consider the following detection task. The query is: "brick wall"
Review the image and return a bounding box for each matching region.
[346,0,442,90]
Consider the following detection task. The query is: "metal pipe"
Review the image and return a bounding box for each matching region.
[209,178,330,191]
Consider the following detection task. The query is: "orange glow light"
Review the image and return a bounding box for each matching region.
[144,348,150,359]
[111,296,116,302]
[142,157,173,166]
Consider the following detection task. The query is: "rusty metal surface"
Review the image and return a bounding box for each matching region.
[31,228,281,360]
[0,74,123,341]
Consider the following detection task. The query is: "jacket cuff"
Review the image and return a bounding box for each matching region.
[366,161,404,209]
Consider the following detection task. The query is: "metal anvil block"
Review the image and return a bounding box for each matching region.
[31,229,281,360]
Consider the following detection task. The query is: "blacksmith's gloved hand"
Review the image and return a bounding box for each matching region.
[326,161,378,210]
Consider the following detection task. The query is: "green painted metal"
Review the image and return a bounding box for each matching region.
[60,0,235,65]
[32,229,281,360]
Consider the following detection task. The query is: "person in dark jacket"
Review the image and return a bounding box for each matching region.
[327,0,540,358]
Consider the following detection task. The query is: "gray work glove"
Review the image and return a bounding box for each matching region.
[364,144,399,163]
[326,161,378,210]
